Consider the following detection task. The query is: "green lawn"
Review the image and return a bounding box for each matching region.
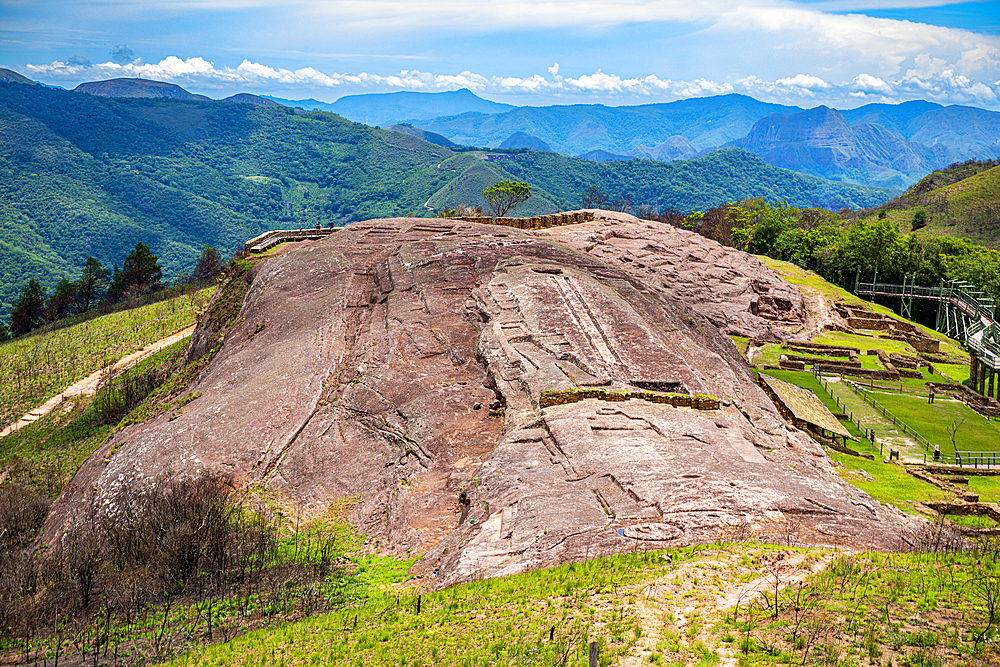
[968,475,1000,502]
[827,450,951,514]
[873,392,1000,454]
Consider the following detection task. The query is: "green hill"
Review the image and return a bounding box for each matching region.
[0,78,896,319]
[870,160,1000,247]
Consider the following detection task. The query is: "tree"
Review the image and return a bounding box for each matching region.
[9,279,46,336]
[106,264,125,304]
[482,180,532,218]
[46,277,77,322]
[911,209,929,231]
[0,321,10,342]
[580,185,608,209]
[74,257,110,312]
[121,242,163,297]
[191,245,223,283]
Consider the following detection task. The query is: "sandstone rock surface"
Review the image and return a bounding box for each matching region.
[47,215,916,584]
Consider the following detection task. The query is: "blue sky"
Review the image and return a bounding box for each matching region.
[1,0,999,109]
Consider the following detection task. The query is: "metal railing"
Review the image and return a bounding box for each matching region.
[927,451,1000,469]
[855,277,1000,371]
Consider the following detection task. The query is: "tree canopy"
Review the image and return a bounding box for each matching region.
[482,180,532,218]
[120,242,163,297]
[9,279,46,337]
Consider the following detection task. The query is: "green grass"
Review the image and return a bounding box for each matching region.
[168,550,683,667]
[967,475,1000,502]
[827,450,950,513]
[872,392,1000,454]
[164,542,1000,667]
[729,335,750,362]
[945,513,998,528]
[0,337,190,496]
[0,287,214,430]
[739,550,1000,666]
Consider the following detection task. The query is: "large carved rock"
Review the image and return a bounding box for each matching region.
[47,215,915,585]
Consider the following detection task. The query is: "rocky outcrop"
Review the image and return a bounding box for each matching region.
[47,215,916,586]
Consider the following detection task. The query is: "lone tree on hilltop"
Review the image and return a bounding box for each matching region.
[482,180,532,218]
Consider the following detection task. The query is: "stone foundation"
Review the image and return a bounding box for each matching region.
[539,388,720,410]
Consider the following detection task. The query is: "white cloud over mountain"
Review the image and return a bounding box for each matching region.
[6,0,999,108]
[22,55,1000,109]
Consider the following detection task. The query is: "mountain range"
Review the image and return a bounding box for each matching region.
[411,95,1000,189]
[0,73,894,318]
[265,88,516,127]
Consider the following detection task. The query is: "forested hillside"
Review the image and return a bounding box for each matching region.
[0,78,895,319]
[690,159,1000,326]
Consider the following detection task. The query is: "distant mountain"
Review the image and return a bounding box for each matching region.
[629,136,698,161]
[0,68,37,86]
[840,100,943,137]
[842,102,1000,159]
[499,132,550,151]
[261,96,336,111]
[326,88,515,127]
[74,78,211,100]
[416,94,802,156]
[0,79,895,319]
[385,124,457,147]
[222,93,285,107]
[725,106,961,189]
[575,149,633,162]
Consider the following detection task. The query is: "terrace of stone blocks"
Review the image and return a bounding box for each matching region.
[748,301,1000,538]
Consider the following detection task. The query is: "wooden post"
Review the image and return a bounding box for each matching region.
[990,370,996,399]
[589,641,599,667]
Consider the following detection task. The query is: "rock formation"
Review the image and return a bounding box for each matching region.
[47,213,916,585]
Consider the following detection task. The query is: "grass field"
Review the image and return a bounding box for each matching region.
[0,338,190,496]
[827,450,950,513]
[0,287,214,430]
[163,543,1000,667]
[872,392,1000,454]
[968,475,1000,503]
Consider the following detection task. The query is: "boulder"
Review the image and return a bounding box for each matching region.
[46,215,917,586]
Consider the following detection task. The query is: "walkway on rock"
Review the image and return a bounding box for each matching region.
[0,324,196,440]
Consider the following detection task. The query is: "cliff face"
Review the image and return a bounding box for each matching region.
[47,214,914,584]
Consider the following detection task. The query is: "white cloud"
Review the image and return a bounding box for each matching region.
[18,55,1000,110]
[850,73,894,94]
[775,74,832,90]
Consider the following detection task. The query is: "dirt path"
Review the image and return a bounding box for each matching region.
[0,324,196,440]
[622,549,839,667]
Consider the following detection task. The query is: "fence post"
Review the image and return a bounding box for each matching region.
[589,642,599,667]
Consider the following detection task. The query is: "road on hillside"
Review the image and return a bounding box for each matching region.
[0,324,197,439]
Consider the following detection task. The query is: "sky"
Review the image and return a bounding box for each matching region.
[1,0,999,110]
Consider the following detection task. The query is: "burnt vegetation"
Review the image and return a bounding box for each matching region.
[0,475,359,664]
